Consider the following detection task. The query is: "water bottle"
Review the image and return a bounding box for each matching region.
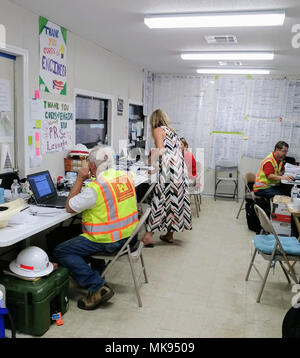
[0,284,5,308]
[291,184,298,202]
[11,179,21,200]
[0,284,7,338]
[0,179,4,204]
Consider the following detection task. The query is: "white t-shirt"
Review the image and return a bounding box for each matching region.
[68,187,98,213]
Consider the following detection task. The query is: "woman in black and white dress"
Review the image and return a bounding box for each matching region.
[142,109,192,247]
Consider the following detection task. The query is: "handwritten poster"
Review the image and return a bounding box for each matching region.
[39,16,67,95]
[41,100,74,153]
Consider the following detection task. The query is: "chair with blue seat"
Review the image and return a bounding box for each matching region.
[245,204,300,303]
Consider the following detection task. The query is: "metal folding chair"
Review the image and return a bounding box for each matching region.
[236,172,257,219]
[91,208,151,307]
[214,161,238,202]
[245,204,300,303]
[137,182,155,216]
[188,161,202,218]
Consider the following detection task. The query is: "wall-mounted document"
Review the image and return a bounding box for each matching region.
[0,78,11,112]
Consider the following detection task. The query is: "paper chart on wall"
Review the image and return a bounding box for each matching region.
[247,79,286,119]
[213,77,248,133]
[209,133,244,169]
[143,70,153,116]
[284,80,300,117]
[152,74,215,167]
[244,118,282,159]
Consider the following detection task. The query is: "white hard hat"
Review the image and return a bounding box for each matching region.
[9,246,54,278]
[69,144,89,157]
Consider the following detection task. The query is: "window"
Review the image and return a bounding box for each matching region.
[75,95,108,148]
[128,104,145,149]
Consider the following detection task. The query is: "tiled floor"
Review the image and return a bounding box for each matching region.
[15,197,297,338]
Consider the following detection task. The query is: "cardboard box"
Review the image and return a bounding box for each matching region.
[64,157,88,173]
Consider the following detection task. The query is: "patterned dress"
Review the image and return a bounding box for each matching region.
[147,126,192,232]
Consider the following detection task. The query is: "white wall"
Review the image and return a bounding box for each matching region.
[0,0,143,179]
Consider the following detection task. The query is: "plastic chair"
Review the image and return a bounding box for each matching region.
[245,204,300,303]
[236,172,257,219]
[214,161,238,201]
[91,208,151,307]
[188,161,202,218]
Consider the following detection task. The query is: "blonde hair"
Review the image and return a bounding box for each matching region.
[150,109,175,137]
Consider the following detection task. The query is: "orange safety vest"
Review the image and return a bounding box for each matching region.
[253,152,283,191]
[81,169,138,243]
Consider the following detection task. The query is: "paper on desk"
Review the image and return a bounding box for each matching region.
[285,163,300,177]
[7,213,29,226]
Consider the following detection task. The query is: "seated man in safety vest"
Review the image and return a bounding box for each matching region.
[54,146,139,310]
[253,141,295,199]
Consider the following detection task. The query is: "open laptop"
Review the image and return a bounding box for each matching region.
[27,171,67,208]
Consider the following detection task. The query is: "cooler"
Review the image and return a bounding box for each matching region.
[0,266,69,336]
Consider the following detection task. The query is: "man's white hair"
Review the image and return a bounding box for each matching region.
[88,145,115,176]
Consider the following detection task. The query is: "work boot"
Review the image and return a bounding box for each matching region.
[77,284,114,310]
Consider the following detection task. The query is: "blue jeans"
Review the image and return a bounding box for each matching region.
[255,186,283,199]
[54,235,129,293]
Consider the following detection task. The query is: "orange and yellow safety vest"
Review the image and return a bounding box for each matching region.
[81,169,138,243]
[253,152,283,191]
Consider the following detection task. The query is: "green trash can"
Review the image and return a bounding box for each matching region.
[0,266,69,336]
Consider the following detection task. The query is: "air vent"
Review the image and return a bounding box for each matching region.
[205,35,238,44]
[218,61,243,66]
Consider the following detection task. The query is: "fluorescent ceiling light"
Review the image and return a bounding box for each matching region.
[196,68,270,74]
[144,10,285,28]
[181,52,274,60]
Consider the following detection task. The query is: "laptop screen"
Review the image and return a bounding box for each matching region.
[27,171,57,202]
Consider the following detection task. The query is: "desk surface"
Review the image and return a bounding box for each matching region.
[286,203,300,216]
[0,206,74,247]
[0,169,150,248]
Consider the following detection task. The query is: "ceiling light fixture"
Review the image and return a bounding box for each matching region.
[196,68,270,74]
[181,52,274,60]
[144,10,285,29]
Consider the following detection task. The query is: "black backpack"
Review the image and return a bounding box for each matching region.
[282,306,300,338]
[245,197,271,234]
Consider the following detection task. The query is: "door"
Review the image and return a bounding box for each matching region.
[0,53,15,171]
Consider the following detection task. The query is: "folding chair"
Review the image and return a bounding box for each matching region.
[214,161,238,202]
[245,204,300,303]
[188,161,202,218]
[91,208,151,307]
[137,182,155,216]
[236,172,257,219]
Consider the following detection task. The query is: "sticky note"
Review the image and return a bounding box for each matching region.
[243,136,249,140]
[214,75,219,80]
[35,120,42,128]
[246,75,252,79]
[36,148,40,156]
[28,136,33,145]
[35,132,40,141]
[36,141,40,149]
[34,90,40,99]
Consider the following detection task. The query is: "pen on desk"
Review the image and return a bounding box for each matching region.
[20,206,30,212]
